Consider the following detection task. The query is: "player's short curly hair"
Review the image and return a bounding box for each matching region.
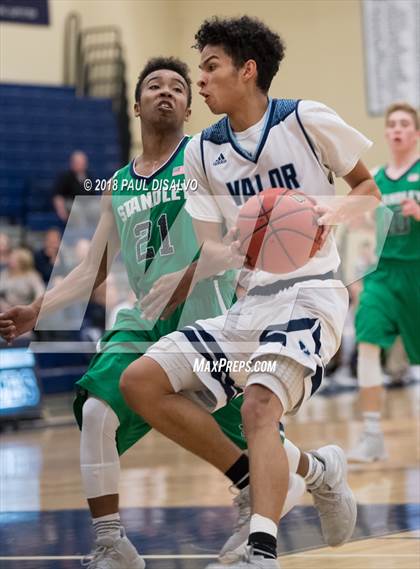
[135,57,192,106]
[194,16,286,93]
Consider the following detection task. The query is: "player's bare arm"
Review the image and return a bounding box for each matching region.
[316,160,381,245]
[191,219,244,276]
[0,186,120,343]
[140,262,199,320]
[343,160,381,202]
[141,220,242,320]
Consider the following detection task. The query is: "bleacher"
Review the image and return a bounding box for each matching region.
[0,83,124,397]
[0,83,121,229]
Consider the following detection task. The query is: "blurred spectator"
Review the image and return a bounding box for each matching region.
[52,151,98,227]
[0,232,12,273]
[34,228,70,285]
[0,248,45,311]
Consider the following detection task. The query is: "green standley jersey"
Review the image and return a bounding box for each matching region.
[112,136,205,296]
[375,159,420,262]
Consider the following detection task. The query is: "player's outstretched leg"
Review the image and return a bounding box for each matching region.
[80,398,145,569]
[207,384,287,569]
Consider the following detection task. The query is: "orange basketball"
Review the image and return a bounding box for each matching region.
[237,188,323,274]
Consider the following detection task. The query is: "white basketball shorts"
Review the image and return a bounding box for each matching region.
[145,279,348,414]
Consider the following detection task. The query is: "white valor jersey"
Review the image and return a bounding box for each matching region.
[185,98,372,288]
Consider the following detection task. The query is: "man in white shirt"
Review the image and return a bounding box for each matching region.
[121,16,380,568]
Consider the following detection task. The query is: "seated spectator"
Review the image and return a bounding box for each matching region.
[0,232,12,274]
[0,248,45,311]
[52,151,98,228]
[34,228,70,285]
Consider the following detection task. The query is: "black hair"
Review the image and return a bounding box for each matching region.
[194,16,285,93]
[134,57,192,106]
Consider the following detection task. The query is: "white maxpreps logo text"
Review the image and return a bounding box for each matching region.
[193,358,277,374]
[213,153,227,166]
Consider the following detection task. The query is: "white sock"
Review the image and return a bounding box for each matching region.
[304,452,325,489]
[92,512,121,539]
[249,513,278,539]
[363,412,382,434]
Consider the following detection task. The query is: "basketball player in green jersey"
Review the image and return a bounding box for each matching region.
[349,102,420,463]
[0,58,305,569]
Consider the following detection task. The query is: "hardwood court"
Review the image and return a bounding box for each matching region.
[0,382,419,568]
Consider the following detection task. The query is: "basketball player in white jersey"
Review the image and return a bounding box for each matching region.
[121,16,381,568]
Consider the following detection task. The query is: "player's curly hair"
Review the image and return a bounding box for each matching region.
[194,16,286,93]
[135,57,192,106]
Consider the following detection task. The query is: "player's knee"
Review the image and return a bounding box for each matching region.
[82,397,119,439]
[120,359,148,409]
[241,384,283,434]
[83,397,109,429]
[120,357,170,412]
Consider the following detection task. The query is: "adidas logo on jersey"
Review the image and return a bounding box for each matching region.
[213,153,227,166]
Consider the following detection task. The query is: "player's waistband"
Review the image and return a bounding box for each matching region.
[247,271,335,296]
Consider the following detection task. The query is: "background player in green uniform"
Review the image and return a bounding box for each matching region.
[349,102,420,463]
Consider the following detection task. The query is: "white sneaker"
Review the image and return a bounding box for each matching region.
[307,445,357,547]
[218,474,305,564]
[81,528,145,568]
[348,431,388,463]
[208,546,280,568]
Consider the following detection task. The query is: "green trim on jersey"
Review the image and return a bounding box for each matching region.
[375,159,420,262]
